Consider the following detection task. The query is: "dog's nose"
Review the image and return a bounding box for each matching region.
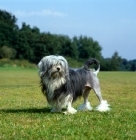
[57,67,60,71]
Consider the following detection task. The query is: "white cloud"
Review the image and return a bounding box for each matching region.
[14,9,67,17]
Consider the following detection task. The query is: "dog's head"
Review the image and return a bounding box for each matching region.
[38,55,69,79]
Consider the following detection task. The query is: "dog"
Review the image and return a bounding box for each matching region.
[38,55,110,114]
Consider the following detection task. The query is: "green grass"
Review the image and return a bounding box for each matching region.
[0,68,136,140]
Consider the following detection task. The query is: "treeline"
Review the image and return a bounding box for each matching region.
[0,9,136,71]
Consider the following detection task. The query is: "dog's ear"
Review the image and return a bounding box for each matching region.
[63,59,69,79]
[38,60,46,77]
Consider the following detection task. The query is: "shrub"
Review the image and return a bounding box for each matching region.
[0,46,16,59]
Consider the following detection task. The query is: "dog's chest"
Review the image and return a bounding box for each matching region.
[43,77,66,99]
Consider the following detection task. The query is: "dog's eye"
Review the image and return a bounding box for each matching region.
[48,64,53,69]
[59,63,62,66]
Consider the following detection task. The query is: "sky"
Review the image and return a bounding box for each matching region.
[0,0,136,60]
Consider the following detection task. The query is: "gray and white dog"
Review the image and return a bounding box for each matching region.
[38,55,110,114]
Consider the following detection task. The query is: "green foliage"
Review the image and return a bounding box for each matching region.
[74,36,102,59]
[0,59,36,68]
[120,59,136,71]
[0,9,18,48]
[60,35,78,59]
[130,63,136,71]
[0,57,82,69]
[0,69,136,139]
[110,51,122,71]
[0,9,135,71]
[0,9,17,28]
[0,9,103,63]
[101,51,122,71]
[0,46,16,59]
[66,57,83,67]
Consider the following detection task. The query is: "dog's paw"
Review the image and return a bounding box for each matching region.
[95,100,110,112]
[63,107,77,115]
[78,102,93,111]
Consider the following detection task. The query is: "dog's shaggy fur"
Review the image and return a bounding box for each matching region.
[38,55,110,114]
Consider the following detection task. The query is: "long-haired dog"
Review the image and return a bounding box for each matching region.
[38,55,110,114]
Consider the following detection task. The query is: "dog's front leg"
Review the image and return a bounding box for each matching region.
[63,102,77,115]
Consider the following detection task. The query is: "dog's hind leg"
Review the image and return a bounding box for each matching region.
[78,87,93,111]
[92,78,110,112]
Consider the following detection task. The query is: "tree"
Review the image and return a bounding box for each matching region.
[0,9,19,51]
[2,9,131,72]
[129,60,136,71]
[100,58,112,71]
[60,35,78,58]
[130,63,136,71]
[110,51,122,71]
[0,9,17,29]
[73,36,102,60]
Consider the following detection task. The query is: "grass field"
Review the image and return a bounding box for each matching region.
[0,67,136,140]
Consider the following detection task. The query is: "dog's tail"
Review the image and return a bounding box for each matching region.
[83,58,100,75]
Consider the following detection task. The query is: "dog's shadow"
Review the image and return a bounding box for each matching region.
[0,107,51,114]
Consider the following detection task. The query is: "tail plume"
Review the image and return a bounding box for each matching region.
[84,58,100,75]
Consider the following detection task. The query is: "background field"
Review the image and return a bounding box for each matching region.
[0,68,136,140]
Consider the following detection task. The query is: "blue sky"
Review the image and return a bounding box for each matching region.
[1,0,136,60]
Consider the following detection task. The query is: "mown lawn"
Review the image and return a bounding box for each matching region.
[0,68,136,140]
